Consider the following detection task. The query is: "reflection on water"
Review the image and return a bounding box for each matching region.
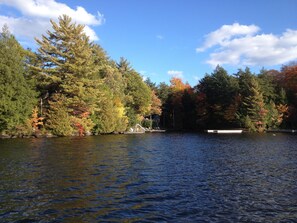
[1,133,297,222]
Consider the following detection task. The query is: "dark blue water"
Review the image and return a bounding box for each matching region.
[1,133,297,222]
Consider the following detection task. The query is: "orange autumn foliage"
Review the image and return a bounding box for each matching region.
[170,77,191,92]
[30,107,44,133]
[151,90,162,115]
[74,122,84,136]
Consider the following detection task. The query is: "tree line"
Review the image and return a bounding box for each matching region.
[1,15,296,136]
[148,64,297,132]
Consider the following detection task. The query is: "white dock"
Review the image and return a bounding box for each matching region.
[207,130,243,134]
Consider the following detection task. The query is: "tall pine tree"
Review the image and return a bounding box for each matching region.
[33,15,104,135]
[241,77,267,132]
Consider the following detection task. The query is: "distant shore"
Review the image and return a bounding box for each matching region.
[2,128,297,139]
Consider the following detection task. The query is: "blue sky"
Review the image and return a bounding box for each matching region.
[0,0,297,86]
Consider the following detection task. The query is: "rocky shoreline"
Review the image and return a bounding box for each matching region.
[0,131,124,139]
[0,133,57,139]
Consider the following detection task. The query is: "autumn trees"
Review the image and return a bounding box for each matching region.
[152,65,292,133]
[1,14,297,136]
[0,15,161,136]
[194,66,289,132]
[279,64,297,127]
[32,15,159,135]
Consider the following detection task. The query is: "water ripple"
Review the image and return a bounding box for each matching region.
[1,134,297,222]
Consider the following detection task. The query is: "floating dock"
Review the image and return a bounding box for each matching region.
[207,130,243,134]
[145,129,166,133]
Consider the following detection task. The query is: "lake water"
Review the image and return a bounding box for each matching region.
[1,133,297,222]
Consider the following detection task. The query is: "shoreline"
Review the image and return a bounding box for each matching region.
[1,128,297,139]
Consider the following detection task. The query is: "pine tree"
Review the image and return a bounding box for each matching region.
[195,66,239,128]
[0,25,37,133]
[46,94,73,136]
[33,15,104,135]
[242,77,267,132]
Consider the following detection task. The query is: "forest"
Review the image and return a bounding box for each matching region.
[1,15,297,137]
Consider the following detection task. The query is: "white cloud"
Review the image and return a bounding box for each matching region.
[83,25,100,41]
[197,23,260,52]
[156,35,164,40]
[0,0,104,41]
[197,23,297,67]
[168,70,184,79]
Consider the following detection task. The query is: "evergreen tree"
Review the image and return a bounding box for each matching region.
[195,66,238,128]
[237,67,255,99]
[33,15,104,135]
[145,78,158,92]
[46,94,73,136]
[0,25,37,133]
[241,77,267,132]
[257,69,278,103]
[156,82,171,105]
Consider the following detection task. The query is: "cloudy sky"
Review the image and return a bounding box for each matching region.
[0,0,296,85]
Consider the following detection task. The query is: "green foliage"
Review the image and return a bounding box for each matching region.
[237,67,255,99]
[241,77,267,132]
[156,82,171,104]
[243,115,257,132]
[91,88,128,134]
[198,66,238,105]
[46,94,73,136]
[127,72,151,115]
[142,118,152,128]
[257,69,278,103]
[2,15,296,136]
[0,25,37,133]
[117,58,152,126]
[33,15,106,135]
[195,66,239,128]
[145,78,158,92]
[265,102,280,129]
